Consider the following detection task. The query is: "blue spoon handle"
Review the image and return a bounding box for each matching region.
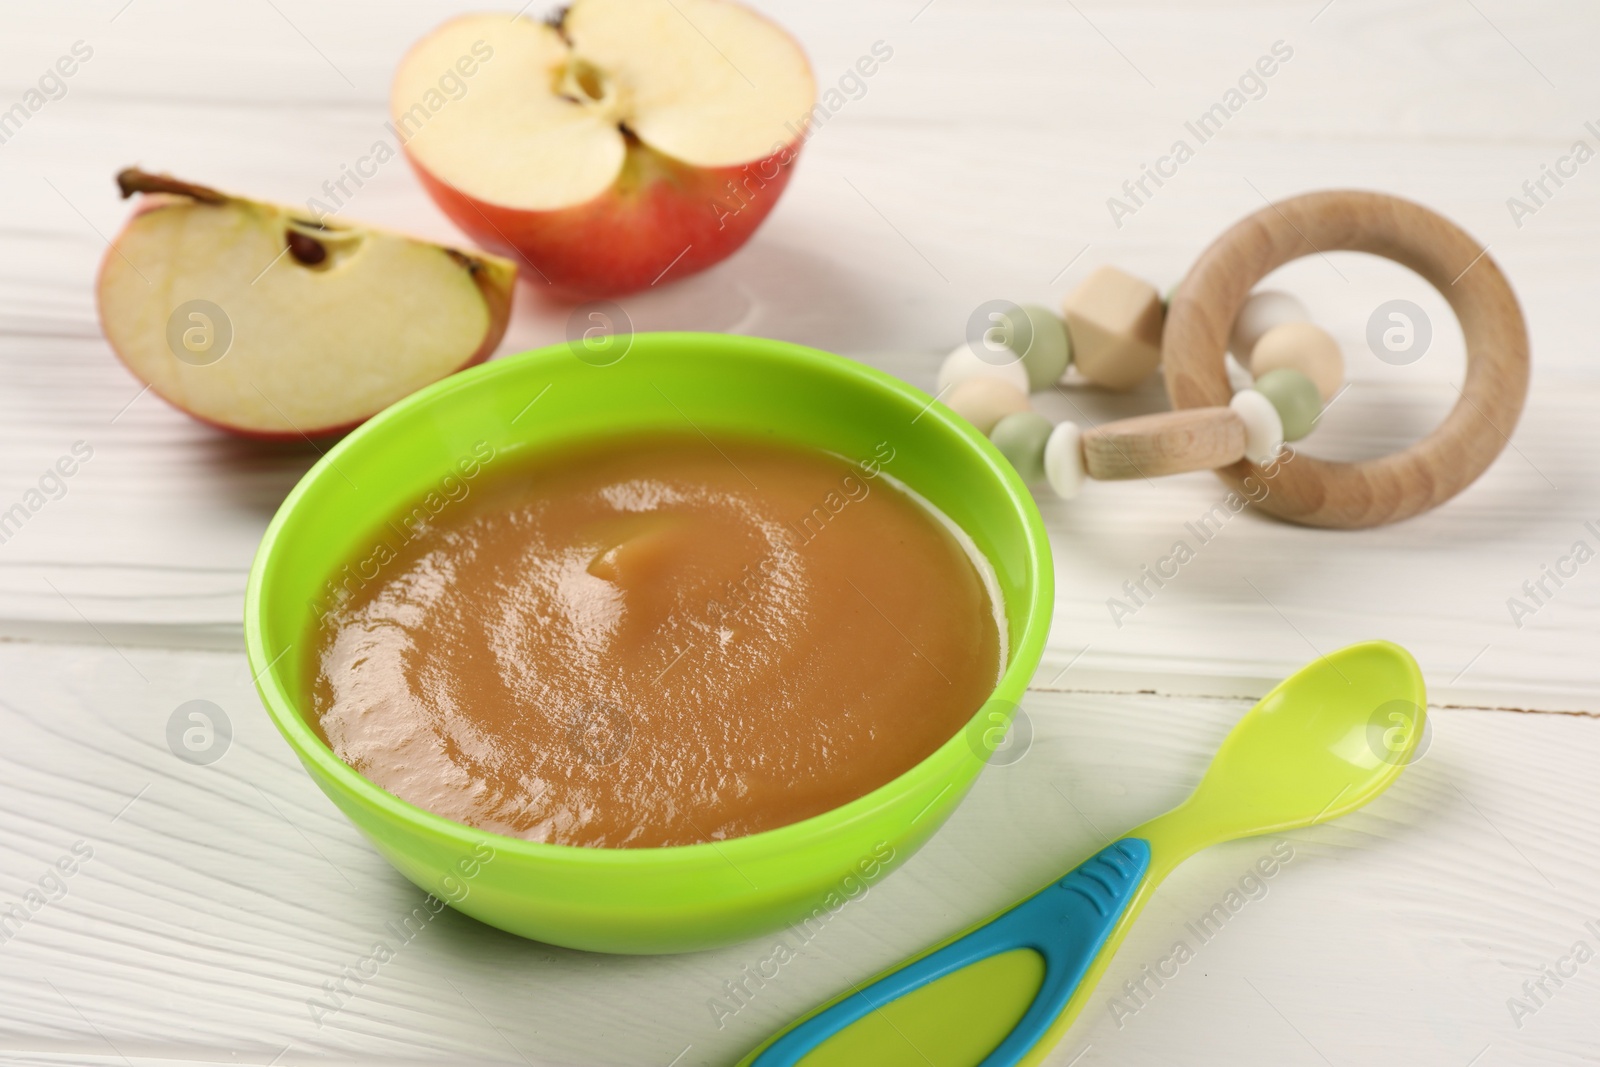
[746,838,1151,1067]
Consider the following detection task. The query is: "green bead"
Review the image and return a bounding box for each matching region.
[1253,367,1322,441]
[1001,304,1072,390]
[989,411,1054,483]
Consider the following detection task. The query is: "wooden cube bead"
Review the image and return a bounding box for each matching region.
[1249,321,1344,401]
[1060,266,1164,391]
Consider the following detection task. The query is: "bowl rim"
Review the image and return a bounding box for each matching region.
[244,332,1055,869]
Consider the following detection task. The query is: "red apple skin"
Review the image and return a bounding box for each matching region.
[407,139,801,302]
[96,199,517,442]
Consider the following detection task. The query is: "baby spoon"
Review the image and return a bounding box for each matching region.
[739,639,1426,1067]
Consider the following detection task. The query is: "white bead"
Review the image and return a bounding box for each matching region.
[1043,420,1085,499]
[937,341,1030,395]
[1229,290,1309,362]
[1230,388,1285,465]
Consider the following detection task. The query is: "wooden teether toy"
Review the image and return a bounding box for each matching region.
[941,190,1530,529]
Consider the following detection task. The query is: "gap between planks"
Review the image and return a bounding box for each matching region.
[0,629,1591,723]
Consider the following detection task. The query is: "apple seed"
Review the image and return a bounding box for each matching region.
[287,230,328,266]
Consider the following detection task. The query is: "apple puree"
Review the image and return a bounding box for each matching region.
[310,433,1003,848]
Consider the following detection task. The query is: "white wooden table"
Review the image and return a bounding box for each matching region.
[3,1,1597,1064]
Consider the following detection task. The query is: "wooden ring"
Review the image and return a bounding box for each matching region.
[1163,190,1529,528]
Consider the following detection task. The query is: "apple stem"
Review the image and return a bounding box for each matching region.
[116,168,228,204]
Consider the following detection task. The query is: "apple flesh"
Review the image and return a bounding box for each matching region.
[97,169,516,439]
[392,0,815,301]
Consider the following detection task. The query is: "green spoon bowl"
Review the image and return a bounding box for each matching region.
[1138,638,1428,877]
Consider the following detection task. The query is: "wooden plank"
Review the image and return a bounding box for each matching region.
[0,642,1595,1065]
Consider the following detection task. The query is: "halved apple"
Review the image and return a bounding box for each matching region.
[97,169,516,439]
[393,0,815,301]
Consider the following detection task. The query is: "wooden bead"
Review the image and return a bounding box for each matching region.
[1229,389,1284,464]
[1080,407,1245,480]
[989,411,1053,483]
[1060,266,1163,391]
[1248,321,1343,401]
[1252,367,1322,441]
[1044,421,1085,499]
[937,341,1029,395]
[1229,290,1308,361]
[945,376,1030,434]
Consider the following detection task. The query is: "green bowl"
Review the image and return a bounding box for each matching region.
[244,332,1053,954]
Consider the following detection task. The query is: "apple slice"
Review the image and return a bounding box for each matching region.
[393,0,815,301]
[97,169,516,439]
